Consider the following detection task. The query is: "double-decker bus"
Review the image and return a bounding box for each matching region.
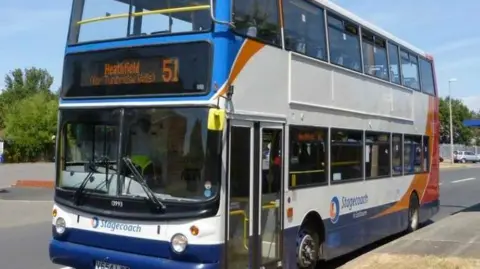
[49,0,440,268]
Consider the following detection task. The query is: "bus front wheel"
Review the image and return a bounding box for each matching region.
[296,224,320,269]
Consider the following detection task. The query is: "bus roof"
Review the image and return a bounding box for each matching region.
[318,0,428,58]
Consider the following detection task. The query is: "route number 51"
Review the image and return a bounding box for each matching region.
[162,58,179,82]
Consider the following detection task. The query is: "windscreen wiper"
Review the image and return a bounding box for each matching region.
[122,156,166,211]
[73,161,97,205]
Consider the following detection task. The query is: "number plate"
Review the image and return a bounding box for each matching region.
[95,261,130,269]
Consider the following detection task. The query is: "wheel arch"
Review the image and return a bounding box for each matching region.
[300,210,326,249]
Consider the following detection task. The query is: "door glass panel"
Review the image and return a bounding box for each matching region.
[228,126,251,269]
[260,128,282,265]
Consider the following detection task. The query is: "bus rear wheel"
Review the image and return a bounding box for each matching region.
[407,193,420,232]
[296,224,320,269]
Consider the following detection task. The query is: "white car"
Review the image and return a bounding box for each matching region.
[453,151,480,163]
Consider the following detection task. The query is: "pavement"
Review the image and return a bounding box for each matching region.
[0,163,479,269]
[0,162,55,189]
[339,165,480,268]
[368,205,480,258]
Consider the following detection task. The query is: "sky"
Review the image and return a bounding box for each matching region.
[1,0,479,111]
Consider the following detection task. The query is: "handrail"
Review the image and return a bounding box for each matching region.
[229,202,279,250]
[289,169,325,174]
[289,161,360,175]
[229,210,249,250]
[77,5,211,25]
[209,0,233,27]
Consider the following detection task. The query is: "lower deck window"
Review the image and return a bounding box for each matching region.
[330,128,363,182]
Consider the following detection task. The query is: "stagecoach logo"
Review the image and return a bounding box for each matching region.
[330,196,340,224]
[90,216,142,233]
[330,194,370,224]
[91,216,99,228]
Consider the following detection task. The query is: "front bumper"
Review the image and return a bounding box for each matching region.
[49,239,220,269]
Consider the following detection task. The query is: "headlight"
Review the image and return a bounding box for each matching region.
[55,217,66,234]
[170,233,188,253]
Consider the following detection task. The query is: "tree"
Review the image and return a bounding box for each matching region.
[439,97,474,145]
[0,67,54,128]
[0,67,58,162]
[3,91,58,162]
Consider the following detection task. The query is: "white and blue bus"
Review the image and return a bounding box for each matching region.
[50,0,440,268]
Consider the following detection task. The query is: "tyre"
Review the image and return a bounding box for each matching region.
[407,193,420,232]
[296,223,320,269]
[461,158,467,163]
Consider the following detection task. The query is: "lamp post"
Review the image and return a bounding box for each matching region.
[449,78,457,164]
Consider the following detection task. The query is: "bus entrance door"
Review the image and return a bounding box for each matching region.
[226,120,284,269]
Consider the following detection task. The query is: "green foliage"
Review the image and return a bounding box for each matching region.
[0,67,58,162]
[439,97,475,145]
[0,67,54,129]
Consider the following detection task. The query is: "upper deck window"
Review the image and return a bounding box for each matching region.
[419,58,436,96]
[400,49,420,91]
[283,0,327,61]
[232,0,281,46]
[361,30,388,80]
[68,0,211,44]
[388,42,401,85]
[327,13,362,72]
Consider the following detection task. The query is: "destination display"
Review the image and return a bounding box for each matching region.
[83,57,180,87]
[61,42,211,98]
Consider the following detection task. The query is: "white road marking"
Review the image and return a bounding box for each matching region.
[452,177,477,184]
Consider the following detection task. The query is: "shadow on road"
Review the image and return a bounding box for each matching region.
[451,202,480,214]
[317,220,435,268]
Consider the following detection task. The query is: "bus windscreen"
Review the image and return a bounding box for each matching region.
[61,41,211,98]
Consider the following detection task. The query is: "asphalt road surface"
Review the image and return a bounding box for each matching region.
[1,166,479,269]
[0,187,59,269]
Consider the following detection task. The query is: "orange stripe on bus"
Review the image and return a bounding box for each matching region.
[216,39,265,98]
[372,96,436,218]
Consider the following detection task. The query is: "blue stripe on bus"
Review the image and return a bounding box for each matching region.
[283,199,439,268]
[50,226,221,264]
[59,93,215,104]
[65,33,214,54]
[50,199,439,269]
[49,238,220,269]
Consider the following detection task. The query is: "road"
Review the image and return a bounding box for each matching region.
[0,166,479,269]
[0,187,60,269]
[432,167,480,221]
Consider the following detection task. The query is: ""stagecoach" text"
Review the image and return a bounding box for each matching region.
[341,194,369,211]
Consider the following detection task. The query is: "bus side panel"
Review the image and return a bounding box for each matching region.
[419,95,440,222]
[282,203,408,265]
[282,174,415,264]
[323,207,407,259]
